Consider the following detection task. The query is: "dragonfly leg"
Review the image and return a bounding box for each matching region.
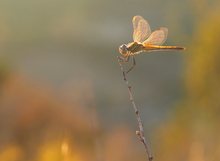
[117,56,130,63]
[126,56,136,73]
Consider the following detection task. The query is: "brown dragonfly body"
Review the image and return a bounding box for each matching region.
[123,42,184,57]
[119,15,185,60]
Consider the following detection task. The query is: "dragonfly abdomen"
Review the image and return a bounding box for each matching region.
[144,44,185,50]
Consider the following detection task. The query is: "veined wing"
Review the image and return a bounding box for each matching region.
[143,27,168,46]
[133,15,151,43]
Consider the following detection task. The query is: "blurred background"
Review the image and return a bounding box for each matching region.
[0,0,220,161]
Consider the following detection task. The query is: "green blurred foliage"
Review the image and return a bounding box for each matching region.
[155,8,220,161]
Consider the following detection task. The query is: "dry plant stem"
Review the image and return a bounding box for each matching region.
[117,56,153,161]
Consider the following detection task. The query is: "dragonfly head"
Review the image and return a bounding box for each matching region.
[119,44,128,56]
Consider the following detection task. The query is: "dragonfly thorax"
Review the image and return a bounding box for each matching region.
[119,44,128,57]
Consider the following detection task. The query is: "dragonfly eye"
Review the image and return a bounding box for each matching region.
[119,44,128,55]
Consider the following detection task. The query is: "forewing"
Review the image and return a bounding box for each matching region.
[133,15,151,43]
[143,27,168,45]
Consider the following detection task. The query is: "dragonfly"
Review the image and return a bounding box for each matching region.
[118,15,185,73]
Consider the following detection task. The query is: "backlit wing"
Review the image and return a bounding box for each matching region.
[133,15,151,43]
[143,27,168,45]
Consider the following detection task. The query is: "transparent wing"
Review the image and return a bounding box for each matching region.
[133,15,151,43]
[143,27,168,45]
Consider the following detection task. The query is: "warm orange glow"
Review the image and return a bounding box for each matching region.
[61,141,69,156]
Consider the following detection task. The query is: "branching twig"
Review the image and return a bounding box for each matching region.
[117,56,153,161]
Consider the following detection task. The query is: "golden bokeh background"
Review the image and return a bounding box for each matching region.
[0,0,220,161]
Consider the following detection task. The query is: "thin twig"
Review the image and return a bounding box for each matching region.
[117,56,153,161]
